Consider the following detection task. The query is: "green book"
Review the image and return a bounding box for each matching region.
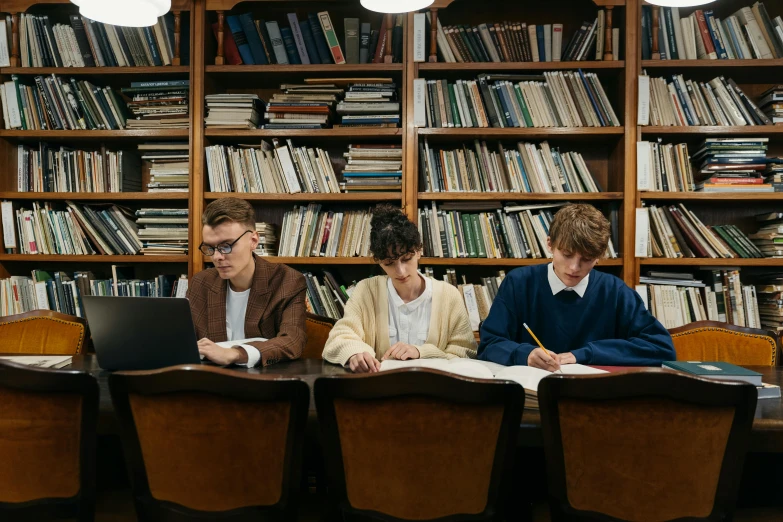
[448,82,461,127]
[471,214,487,258]
[662,361,762,386]
[712,225,748,258]
[513,83,534,127]
[461,213,477,258]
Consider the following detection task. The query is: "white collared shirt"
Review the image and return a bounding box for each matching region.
[226,285,261,367]
[387,273,433,347]
[547,263,590,298]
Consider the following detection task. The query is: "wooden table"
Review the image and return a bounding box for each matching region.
[67,355,783,452]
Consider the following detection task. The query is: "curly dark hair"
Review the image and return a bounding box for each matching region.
[369,205,423,261]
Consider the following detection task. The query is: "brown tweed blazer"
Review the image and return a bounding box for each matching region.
[187,255,307,366]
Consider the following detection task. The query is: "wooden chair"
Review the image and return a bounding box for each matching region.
[669,320,779,366]
[108,365,309,522]
[314,368,525,521]
[0,359,98,522]
[302,312,336,359]
[0,310,89,355]
[538,371,757,522]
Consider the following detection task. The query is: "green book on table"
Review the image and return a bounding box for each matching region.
[662,361,762,386]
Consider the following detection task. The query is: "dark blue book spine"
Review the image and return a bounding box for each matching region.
[536,25,545,61]
[142,26,163,66]
[307,13,333,64]
[280,27,302,64]
[238,12,268,65]
[299,20,324,64]
[704,11,728,59]
[663,8,679,59]
[226,15,255,64]
[93,22,117,66]
[578,69,606,126]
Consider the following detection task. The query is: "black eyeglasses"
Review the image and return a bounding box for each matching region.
[199,230,252,256]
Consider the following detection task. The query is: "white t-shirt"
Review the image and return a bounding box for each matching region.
[387,274,433,348]
[226,285,261,367]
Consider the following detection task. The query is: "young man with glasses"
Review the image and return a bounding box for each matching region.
[187,197,307,367]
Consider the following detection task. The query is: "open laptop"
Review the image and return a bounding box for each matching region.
[82,296,202,371]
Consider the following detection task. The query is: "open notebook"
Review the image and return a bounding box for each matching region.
[0,355,73,369]
[379,359,607,409]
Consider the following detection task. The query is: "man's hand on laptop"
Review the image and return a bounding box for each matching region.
[197,338,249,366]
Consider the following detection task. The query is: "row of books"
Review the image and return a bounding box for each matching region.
[418,71,620,129]
[760,85,783,124]
[278,205,372,258]
[636,270,759,329]
[342,145,401,192]
[419,139,601,194]
[136,208,188,256]
[0,75,129,131]
[302,270,353,320]
[144,142,190,192]
[430,11,619,63]
[123,80,190,130]
[204,93,263,129]
[418,202,618,260]
[640,74,770,127]
[0,269,188,318]
[15,13,183,68]
[749,211,783,258]
[641,204,763,259]
[216,11,402,65]
[254,222,277,257]
[642,3,783,60]
[424,268,506,332]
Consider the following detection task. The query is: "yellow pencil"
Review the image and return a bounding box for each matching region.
[523,323,561,372]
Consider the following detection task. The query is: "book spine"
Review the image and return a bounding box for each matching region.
[318,11,345,64]
[287,13,311,64]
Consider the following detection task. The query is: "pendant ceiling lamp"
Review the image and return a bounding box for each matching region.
[70,0,171,27]
[645,0,714,6]
[360,0,434,14]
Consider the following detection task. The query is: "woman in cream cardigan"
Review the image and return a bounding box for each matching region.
[323,205,477,373]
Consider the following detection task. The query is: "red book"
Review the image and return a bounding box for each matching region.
[212,22,242,65]
[373,16,388,63]
[694,10,717,58]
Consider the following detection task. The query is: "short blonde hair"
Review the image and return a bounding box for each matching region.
[548,204,610,260]
[202,197,255,230]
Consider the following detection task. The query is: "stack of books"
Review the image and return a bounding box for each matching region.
[135,208,188,255]
[759,85,783,124]
[641,3,783,60]
[11,201,142,256]
[302,270,351,319]
[16,144,141,193]
[636,141,694,191]
[419,202,618,259]
[204,93,264,129]
[254,222,277,257]
[642,204,764,258]
[140,142,190,193]
[419,71,620,128]
[755,275,783,332]
[215,11,403,65]
[341,145,402,192]
[635,270,760,328]
[642,74,770,126]
[335,81,400,128]
[764,157,783,188]
[262,82,341,129]
[123,80,189,129]
[14,13,183,67]
[750,211,783,257]
[278,204,372,258]
[421,139,600,193]
[0,75,129,130]
[692,138,770,192]
[204,139,340,193]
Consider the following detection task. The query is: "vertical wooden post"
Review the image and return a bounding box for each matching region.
[651,5,660,60]
[215,10,225,65]
[10,13,20,67]
[384,13,393,63]
[428,8,438,62]
[604,6,613,61]
[172,10,182,65]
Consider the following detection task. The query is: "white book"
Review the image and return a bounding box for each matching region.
[3,81,22,129]
[544,24,552,62]
[635,208,650,257]
[638,75,650,125]
[553,24,563,61]
[2,201,16,249]
[595,11,604,60]
[0,22,9,66]
[426,12,454,63]
[612,27,619,59]
[671,8,686,60]
[636,285,649,310]
[413,13,426,62]
[460,284,481,331]
[636,141,652,191]
[0,355,72,369]
[735,7,772,58]
[413,78,427,127]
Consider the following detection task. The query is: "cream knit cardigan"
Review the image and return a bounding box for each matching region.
[322,275,478,365]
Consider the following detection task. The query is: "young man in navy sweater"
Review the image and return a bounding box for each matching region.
[478,204,675,370]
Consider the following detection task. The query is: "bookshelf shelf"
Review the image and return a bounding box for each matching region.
[641,59,783,68]
[206,256,378,265]
[1,67,191,76]
[418,128,624,138]
[0,130,190,140]
[639,258,783,267]
[640,127,783,136]
[206,64,404,73]
[0,255,189,263]
[204,129,403,138]
[0,192,189,201]
[418,192,623,201]
[205,192,402,201]
[640,192,783,201]
[417,61,626,72]
[420,257,624,266]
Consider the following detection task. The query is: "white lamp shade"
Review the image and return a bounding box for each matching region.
[71,0,171,27]
[360,0,434,14]
[645,0,714,6]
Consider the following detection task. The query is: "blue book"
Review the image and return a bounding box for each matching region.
[663,8,679,59]
[513,154,532,192]
[238,13,268,65]
[536,25,545,61]
[723,18,744,59]
[578,69,606,127]
[225,15,255,65]
[299,20,324,64]
[280,27,302,64]
[663,361,762,386]
[307,13,333,64]
[704,11,728,59]
[142,26,163,66]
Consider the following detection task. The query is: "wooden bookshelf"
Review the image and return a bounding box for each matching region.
[0,255,189,263]
[640,193,783,201]
[641,126,783,136]
[0,192,190,201]
[420,257,624,266]
[639,258,783,267]
[417,61,626,71]
[641,59,783,68]
[1,66,191,75]
[205,193,402,201]
[418,192,624,201]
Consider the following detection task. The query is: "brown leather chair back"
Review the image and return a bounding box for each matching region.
[315,368,525,521]
[0,359,98,522]
[539,371,757,522]
[303,312,336,359]
[0,310,89,355]
[109,365,309,522]
[670,321,779,366]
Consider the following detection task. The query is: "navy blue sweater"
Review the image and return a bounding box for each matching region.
[478,265,675,366]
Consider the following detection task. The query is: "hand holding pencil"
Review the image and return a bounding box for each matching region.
[524,323,562,373]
